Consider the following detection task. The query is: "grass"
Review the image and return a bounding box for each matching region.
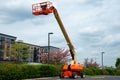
[85,75,106,78]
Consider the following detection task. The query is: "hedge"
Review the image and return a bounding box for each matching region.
[116,70,120,75]
[0,63,120,80]
[83,68,120,76]
[0,64,59,80]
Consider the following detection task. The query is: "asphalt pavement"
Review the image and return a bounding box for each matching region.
[81,76,120,80]
[24,76,120,80]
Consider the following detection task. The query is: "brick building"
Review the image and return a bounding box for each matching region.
[0,33,16,61]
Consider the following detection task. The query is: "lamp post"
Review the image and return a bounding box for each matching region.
[101,52,105,69]
[48,32,53,64]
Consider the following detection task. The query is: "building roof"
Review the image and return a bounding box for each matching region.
[40,46,60,49]
[16,41,60,49]
[16,41,41,47]
[0,33,17,39]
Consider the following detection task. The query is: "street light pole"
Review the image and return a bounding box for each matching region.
[101,52,105,69]
[48,32,53,64]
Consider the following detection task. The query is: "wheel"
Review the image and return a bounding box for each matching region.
[80,72,85,78]
[59,72,63,78]
[72,72,77,79]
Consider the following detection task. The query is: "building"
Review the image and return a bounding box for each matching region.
[40,46,60,53]
[16,41,60,63]
[0,33,16,61]
[0,33,60,63]
[16,41,41,62]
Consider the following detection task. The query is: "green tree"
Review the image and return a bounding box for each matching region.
[11,43,31,62]
[115,58,120,69]
[21,46,31,62]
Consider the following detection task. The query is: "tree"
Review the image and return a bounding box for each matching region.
[11,43,31,62]
[115,58,120,69]
[21,47,31,62]
[84,58,99,69]
[40,49,71,64]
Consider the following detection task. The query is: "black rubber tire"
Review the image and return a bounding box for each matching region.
[59,72,63,78]
[80,72,85,78]
[72,72,77,79]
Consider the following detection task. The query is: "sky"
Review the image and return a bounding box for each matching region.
[0,0,120,67]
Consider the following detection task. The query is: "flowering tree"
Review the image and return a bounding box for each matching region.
[40,49,71,64]
[84,58,99,69]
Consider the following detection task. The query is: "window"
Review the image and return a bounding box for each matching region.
[0,36,1,41]
[1,37,5,41]
[11,39,15,44]
[6,38,11,43]
[0,45,4,49]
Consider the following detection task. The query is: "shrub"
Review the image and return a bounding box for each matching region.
[116,70,120,75]
[105,68,115,75]
[54,64,64,73]
[84,68,95,75]
[20,64,40,79]
[0,63,59,80]
[38,64,59,77]
[102,69,109,75]
[97,69,103,75]
[0,64,23,80]
[91,68,100,75]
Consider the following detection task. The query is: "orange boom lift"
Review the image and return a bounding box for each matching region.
[32,1,84,79]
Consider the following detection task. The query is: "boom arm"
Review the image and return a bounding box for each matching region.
[51,7,76,64]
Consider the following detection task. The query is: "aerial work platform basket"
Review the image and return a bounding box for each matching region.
[32,1,53,15]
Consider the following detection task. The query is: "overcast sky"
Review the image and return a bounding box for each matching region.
[0,0,120,67]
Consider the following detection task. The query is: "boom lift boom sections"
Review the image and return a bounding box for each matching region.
[51,7,76,64]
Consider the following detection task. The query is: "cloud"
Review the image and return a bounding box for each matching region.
[0,0,33,24]
[0,0,120,67]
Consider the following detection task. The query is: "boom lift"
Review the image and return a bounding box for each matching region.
[32,1,83,79]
